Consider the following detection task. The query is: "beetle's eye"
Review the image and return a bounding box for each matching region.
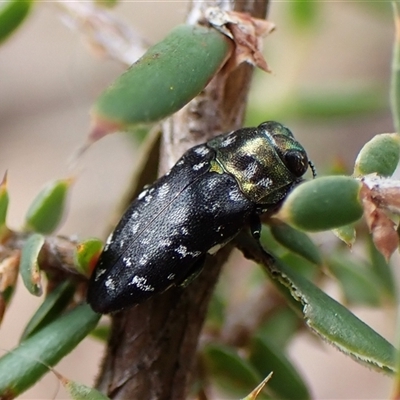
[284,150,308,177]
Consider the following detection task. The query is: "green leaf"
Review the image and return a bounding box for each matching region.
[267,258,396,373]
[95,0,118,8]
[74,238,103,277]
[19,233,45,296]
[279,253,318,281]
[91,24,232,136]
[202,343,267,399]
[367,236,396,301]
[0,304,100,398]
[278,176,363,231]
[20,281,76,341]
[287,0,320,32]
[24,178,72,234]
[354,133,400,177]
[61,378,110,400]
[327,253,382,307]
[249,336,310,400]
[256,308,299,350]
[270,221,322,266]
[247,86,388,123]
[90,323,110,342]
[0,0,33,45]
[332,224,356,247]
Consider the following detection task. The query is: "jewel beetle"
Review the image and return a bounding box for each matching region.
[87,121,313,313]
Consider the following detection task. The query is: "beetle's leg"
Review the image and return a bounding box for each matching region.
[176,254,207,288]
[249,213,262,241]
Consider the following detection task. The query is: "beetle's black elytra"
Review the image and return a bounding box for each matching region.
[87,121,311,313]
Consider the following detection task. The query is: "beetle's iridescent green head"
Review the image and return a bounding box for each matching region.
[208,121,311,207]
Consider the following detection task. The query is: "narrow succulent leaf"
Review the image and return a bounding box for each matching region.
[20,233,45,296]
[354,133,400,177]
[24,178,72,234]
[202,343,268,399]
[57,373,110,400]
[391,1,400,133]
[332,224,356,247]
[90,24,232,138]
[287,0,320,32]
[20,281,76,342]
[327,254,382,307]
[392,306,400,399]
[256,308,299,349]
[241,373,273,400]
[74,238,103,277]
[277,176,363,231]
[0,304,100,398]
[279,253,317,281]
[65,381,110,400]
[0,0,33,44]
[247,86,387,123]
[249,336,310,400]
[95,0,118,8]
[367,236,396,301]
[270,221,322,265]
[267,258,396,373]
[90,323,110,342]
[0,171,9,231]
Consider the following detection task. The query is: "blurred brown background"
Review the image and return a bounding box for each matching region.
[0,2,396,399]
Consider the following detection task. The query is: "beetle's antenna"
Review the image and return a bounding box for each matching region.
[309,160,317,179]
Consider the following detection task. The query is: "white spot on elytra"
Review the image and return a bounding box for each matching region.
[194,146,210,156]
[180,226,189,235]
[119,239,125,248]
[175,245,201,258]
[161,238,172,247]
[95,268,107,281]
[144,194,153,203]
[176,245,188,257]
[138,189,148,200]
[129,275,155,292]
[131,223,139,234]
[139,254,149,265]
[221,135,236,147]
[158,183,170,197]
[192,162,206,171]
[105,232,113,245]
[131,211,139,220]
[104,276,116,291]
[123,256,132,267]
[228,189,243,202]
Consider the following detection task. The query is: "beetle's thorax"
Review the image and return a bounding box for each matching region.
[207,127,299,205]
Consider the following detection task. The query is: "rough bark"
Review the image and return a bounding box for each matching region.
[96,1,270,398]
